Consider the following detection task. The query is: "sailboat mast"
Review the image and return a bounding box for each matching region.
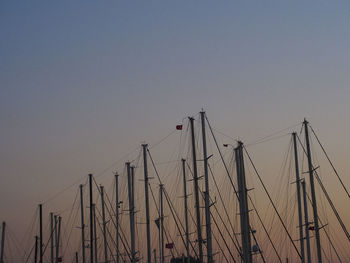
[142,144,152,263]
[39,204,43,263]
[34,235,38,263]
[127,162,136,263]
[115,173,120,263]
[303,119,322,263]
[54,215,58,262]
[93,204,98,263]
[89,174,94,263]
[200,111,213,263]
[301,181,312,263]
[80,184,86,263]
[50,213,54,263]
[181,159,190,263]
[188,116,203,263]
[159,184,165,263]
[0,222,5,263]
[101,186,108,263]
[56,216,61,263]
[235,141,252,263]
[292,132,305,263]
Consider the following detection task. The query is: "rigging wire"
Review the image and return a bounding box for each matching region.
[296,134,350,242]
[243,146,302,259]
[310,125,350,199]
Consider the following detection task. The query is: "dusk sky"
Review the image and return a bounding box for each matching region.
[1,1,350,262]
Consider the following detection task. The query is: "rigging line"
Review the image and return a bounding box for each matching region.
[310,125,350,199]
[149,129,177,150]
[24,242,35,263]
[92,179,133,257]
[6,227,25,262]
[61,188,79,252]
[212,230,230,263]
[207,164,241,254]
[186,160,239,262]
[209,201,237,263]
[243,146,302,259]
[206,115,268,261]
[245,122,302,147]
[148,147,186,257]
[162,189,187,256]
[91,181,132,261]
[42,175,87,205]
[94,145,140,179]
[305,191,343,263]
[94,206,118,263]
[245,133,290,147]
[247,194,282,263]
[62,199,80,256]
[163,188,198,259]
[205,114,238,197]
[296,134,350,243]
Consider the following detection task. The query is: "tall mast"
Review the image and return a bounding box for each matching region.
[50,213,54,263]
[34,236,39,263]
[188,116,203,263]
[0,222,5,263]
[39,204,43,263]
[142,144,152,263]
[292,132,305,263]
[153,249,157,263]
[115,173,120,263]
[159,184,165,263]
[301,181,312,263]
[100,186,108,263]
[89,174,94,263]
[127,162,136,263]
[200,111,213,263]
[303,119,322,263]
[93,204,98,263]
[56,216,62,263]
[75,251,79,263]
[80,184,86,263]
[54,215,58,262]
[181,159,190,263]
[235,141,252,263]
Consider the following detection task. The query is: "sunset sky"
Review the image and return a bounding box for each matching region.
[1,1,350,262]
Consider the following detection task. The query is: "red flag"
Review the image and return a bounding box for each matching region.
[58,257,62,262]
[165,243,174,249]
[223,144,228,147]
[308,226,315,231]
[176,125,183,130]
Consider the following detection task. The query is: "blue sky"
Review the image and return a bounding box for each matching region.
[1,1,350,261]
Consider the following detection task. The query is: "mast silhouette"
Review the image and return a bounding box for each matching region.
[302,180,312,263]
[115,173,120,263]
[189,116,203,263]
[292,132,305,263]
[89,174,94,263]
[80,184,86,263]
[200,111,213,263]
[142,144,152,263]
[235,142,252,263]
[304,119,322,263]
[39,204,43,263]
[159,184,165,263]
[101,185,108,263]
[181,159,190,263]
[0,222,5,263]
[127,163,136,263]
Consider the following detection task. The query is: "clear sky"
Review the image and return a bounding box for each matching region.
[1,1,350,262]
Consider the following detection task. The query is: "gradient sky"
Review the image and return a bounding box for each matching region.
[1,0,350,261]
